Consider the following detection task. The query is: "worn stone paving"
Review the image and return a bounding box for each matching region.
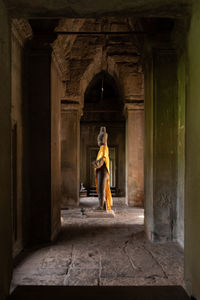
[12,198,184,288]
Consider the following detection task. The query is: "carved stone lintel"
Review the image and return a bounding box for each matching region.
[61,100,83,117]
[123,101,144,117]
[51,19,86,83]
[12,19,33,47]
[52,50,69,82]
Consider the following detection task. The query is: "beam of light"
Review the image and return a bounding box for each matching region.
[138,215,144,219]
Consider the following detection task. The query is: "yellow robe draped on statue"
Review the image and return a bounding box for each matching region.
[95,145,113,210]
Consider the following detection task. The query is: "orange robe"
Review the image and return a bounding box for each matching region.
[95,145,113,210]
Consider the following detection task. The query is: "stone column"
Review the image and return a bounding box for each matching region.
[27,30,59,244]
[124,103,144,207]
[11,19,33,257]
[144,49,178,242]
[0,1,12,299]
[61,102,82,207]
[185,2,200,297]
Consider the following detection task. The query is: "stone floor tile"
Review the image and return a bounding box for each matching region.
[12,198,184,288]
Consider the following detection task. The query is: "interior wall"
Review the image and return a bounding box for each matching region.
[144,49,179,242]
[26,35,62,243]
[153,50,178,241]
[61,105,80,207]
[0,1,12,299]
[185,1,200,298]
[176,51,185,248]
[144,52,154,239]
[28,47,52,243]
[21,42,31,249]
[125,106,144,207]
[11,26,24,257]
[51,59,62,240]
[80,122,125,196]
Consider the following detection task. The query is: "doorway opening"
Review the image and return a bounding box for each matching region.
[80,71,125,200]
[11,16,184,290]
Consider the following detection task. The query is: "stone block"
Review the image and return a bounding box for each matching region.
[85,209,115,218]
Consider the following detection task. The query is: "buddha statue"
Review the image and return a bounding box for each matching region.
[92,127,112,211]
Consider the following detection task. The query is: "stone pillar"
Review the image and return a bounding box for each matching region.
[27,30,60,244]
[144,49,178,242]
[0,1,12,299]
[61,102,82,207]
[124,103,144,207]
[28,43,52,243]
[11,19,33,257]
[51,57,64,241]
[185,2,200,297]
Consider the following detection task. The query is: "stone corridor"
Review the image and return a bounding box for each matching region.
[12,198,184,288]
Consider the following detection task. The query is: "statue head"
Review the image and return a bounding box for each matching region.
[97,126,108,147]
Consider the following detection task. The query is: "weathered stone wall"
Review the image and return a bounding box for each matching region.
[125,104,144,207]
[153,50,178,241]
[144,51,154,239]
[185,1,200,298]
[0,1,12,299]
[11,28,24,257]
[51,58,63,240]
[28,46,52,243]
[61,104,81,207]
[144,19,186,246]
[176,52,185,248]
[11,19,32,257]
[18,20,62,244]
[144,49,179,242]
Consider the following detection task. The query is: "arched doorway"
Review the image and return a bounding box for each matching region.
[80,71,125,198]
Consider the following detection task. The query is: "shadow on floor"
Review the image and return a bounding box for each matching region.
[59,223,144,241]
[8,286,190,300]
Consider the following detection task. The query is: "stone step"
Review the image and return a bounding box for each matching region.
[89,187,117,197]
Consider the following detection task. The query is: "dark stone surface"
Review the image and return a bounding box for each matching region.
[28,46,51,243]
[26,26,59,244]
[185,0,200,296]
[3,0,191,18]
[145,49,179,242]
[153,50,178,241]
[8,286,190,300]
[61,109,80,207]
[0,1,12,299]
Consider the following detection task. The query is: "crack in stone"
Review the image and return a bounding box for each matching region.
[64,244,74,284]
[142,244,168,279]
[145,274,163,279]
[123,239,137,271]
[97,254,102,286]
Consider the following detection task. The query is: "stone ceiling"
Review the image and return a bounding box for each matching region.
[4,0,191,18]
[52,18,144,104]
[12,16,183,105]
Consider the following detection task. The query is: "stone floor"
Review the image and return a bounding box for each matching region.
[11,198,184,289]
